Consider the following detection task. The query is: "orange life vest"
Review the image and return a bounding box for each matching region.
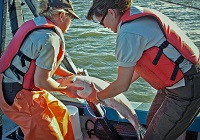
[0,17,64,90]
[120,7,199,89]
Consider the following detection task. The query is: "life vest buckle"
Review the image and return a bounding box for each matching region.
[9,65,25,80]
[175,56,184,64]
[17,51,32,67]
[170,56,185,81]
[152,40,169,65]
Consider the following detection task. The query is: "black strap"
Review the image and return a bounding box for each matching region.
[10,65,25,80]
[17,51,32,67]
[85,119,95,138]
[171,56,185,81]
[151,40,185,81]
[152,40,169,65]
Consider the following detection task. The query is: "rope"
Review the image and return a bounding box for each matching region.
[160,0,200,10]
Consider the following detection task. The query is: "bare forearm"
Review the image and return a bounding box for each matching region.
[35,77,62,90]
[97,80,129,100]
[54,65,74,77]
[97,66,134,101]
[34,66,70,93]
[36,77,76,97]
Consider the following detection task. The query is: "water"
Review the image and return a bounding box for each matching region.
[5,0,200,103]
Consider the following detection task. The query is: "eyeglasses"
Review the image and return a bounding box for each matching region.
[64,11,75,21]
[99,11,108,26]
[67,13,75,21]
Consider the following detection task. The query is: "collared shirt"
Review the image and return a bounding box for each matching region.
[3,28,63,84]
[115,6,192,89]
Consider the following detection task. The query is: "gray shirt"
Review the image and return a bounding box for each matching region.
[115,6,193,89]
[3,18,64,84]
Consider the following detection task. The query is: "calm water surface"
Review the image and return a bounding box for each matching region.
[5,0,200,103]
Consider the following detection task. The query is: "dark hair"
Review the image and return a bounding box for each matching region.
[86,0,132,21]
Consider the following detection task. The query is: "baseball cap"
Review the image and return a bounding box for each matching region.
[48,0,80,19]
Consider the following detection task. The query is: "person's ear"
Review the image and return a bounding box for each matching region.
[108,9,117,19]
[59,12,65,22]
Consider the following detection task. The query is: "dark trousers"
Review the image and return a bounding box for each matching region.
[145,65,200,140]
[2,82,22,106]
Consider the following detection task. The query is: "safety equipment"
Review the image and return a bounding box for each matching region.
[120,7,199,89]
[0,17,64,90]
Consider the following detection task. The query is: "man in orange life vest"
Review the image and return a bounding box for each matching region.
[0,0,82,139]
[86,0,200,140]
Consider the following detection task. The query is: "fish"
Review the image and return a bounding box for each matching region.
[57,75,146,140]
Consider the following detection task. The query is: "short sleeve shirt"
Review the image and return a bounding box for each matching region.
[115,6,193,89]
[116,7,165,67]
[3,28,64,83]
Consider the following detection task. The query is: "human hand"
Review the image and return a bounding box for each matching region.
[86,83,100,104]
[57,76,84,98]
[56,75,75,86]
[64,85,84,98]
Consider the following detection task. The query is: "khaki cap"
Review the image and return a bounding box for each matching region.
[48,0,80,19]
